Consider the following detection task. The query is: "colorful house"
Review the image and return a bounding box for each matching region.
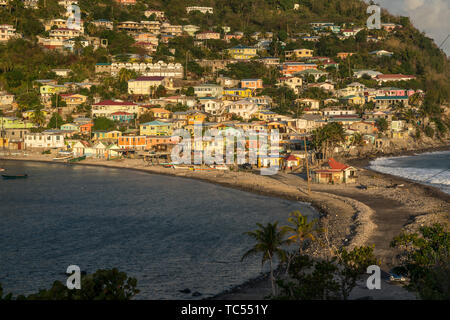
[311,158,357,184]
[93,130,122,141]
[285,49,314,60]
[140,120,173,136]
[281,62,317,76]
[111,112,134,123]
[117,135,148,150]
[0,117,35,129]
[223,88,253,98]
[227,45,257,60]
[149,108,172,119]
[79,122,94,134]
[241,79,263,90]
[60,123,80,132]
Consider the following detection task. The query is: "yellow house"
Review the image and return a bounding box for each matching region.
[187,112,207,125]
[140,120,173,136]
[93,130,123,140]
[285,49,314,60]
[223,88,253,98]
[254,110,277,121]
[39,85,68,96]
[227,45,257,60]
[22,110,49,120]
[150,107,172,119]
[0,137,8,148]
[341,95,365,105]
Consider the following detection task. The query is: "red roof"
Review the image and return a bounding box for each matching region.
[376,74,416,79]
[285,155,298,161]
[93,100,137,106]
[132,76,165,81]
[328,158,349,170]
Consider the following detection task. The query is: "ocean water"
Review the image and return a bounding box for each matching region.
[0,160,318,299]
[369,151,450,194]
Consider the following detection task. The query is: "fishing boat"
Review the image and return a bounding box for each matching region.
[173,165,190,170]
[2,174,28,179]
[68,155,86,163]
[214,165,229,171]
[53,155,73,161]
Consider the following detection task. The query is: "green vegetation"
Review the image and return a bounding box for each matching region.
[391,224,450,300]
[241,222,290,296]
[242,211,378,299]
[0,268,139,300]
[93,117,116,131]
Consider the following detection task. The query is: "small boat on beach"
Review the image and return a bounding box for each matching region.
[53,155,73,161]
[214,165,229,171]
[2,174,28,179]
[173,165,190,170]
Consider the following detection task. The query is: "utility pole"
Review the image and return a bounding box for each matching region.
[184,51,189,80]
[304,134,310,195]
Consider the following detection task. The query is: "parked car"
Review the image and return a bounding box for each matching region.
[389,268,408,282]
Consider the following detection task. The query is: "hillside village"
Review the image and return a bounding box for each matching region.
[0,0,449,175]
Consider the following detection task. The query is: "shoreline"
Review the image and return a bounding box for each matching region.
[2,146,449,300]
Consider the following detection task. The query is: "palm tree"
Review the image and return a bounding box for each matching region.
[282,211,320,254]
[118,68,133,83]
[241,222,290,296]
[32,107,46,128]
[351,132,364,147]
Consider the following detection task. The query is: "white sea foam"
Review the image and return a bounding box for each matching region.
[369,151,450,194]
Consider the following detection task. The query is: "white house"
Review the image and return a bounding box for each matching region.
[128,76,166,95]
[25,132,65,149]
[92,100,140,118]
[296,98,320,110]
[194,84,223,98]
[227,99,259,120]
[186,6,213,14]
[202,99,225,115]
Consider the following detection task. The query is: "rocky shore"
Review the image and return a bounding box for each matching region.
[1,144,449,300]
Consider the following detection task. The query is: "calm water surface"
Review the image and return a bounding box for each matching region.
[0,160,318,299]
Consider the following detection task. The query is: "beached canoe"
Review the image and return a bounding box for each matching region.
[2,174,28,179]
[53,155,73,161]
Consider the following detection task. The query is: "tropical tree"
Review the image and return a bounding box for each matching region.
[351,132,364,146]
[312,122,346,160]
[242,222,290,296]
[282,211,320,254]
[391,224,450,299]
[375,118,388,133]
[32,107,46,127]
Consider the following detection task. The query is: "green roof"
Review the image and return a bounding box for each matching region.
[141,120,171,126]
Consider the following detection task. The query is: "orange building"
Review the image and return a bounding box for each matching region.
[118,136,147,150]
[241,79,263,90]
[281,62,317,76]
[79,123,94,134]
[337,52,355,60]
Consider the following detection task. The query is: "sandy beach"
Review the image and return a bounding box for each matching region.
[1,147,449,300]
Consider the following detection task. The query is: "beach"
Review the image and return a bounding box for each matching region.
[1,148,449,300]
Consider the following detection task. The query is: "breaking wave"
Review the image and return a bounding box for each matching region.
[369,151,450,194]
